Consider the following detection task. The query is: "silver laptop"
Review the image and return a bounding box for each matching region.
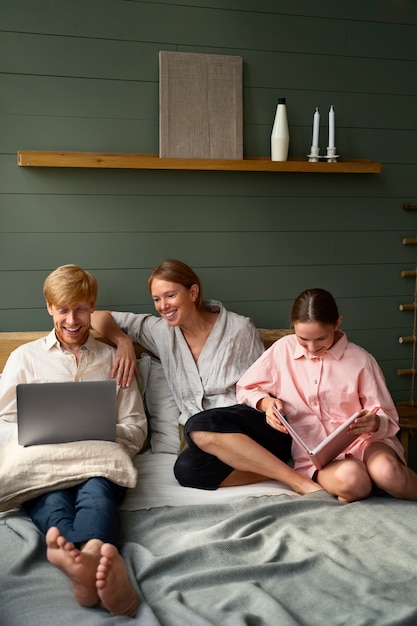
[17,380,117,446]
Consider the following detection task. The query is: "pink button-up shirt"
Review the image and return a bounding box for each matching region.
[236,332,404,477]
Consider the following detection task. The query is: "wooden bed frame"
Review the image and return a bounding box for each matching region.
[0,328,292,373]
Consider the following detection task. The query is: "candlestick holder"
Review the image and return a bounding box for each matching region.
[325,146,339,163]
[308,146,321,162]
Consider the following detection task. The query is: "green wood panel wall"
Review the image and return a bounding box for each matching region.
[1,0,417,410]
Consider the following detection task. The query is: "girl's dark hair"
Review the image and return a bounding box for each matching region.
[147,259,203,309]
[291,288,339,325]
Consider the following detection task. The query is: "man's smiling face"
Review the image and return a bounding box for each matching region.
[47,300,94,350]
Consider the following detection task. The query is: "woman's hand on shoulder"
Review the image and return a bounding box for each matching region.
[111,335,138,387]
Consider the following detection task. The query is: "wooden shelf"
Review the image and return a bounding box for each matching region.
[17,151,381,173]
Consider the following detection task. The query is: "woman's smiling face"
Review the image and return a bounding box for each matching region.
[150,278,199,327]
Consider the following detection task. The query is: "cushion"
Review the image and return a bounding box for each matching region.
[137,354,181,454]
[0,439,138,512]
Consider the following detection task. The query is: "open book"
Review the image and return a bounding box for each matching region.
[273,408,361,470]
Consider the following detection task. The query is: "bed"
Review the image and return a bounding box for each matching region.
[1,331,417,626]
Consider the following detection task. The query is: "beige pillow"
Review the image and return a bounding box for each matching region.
[0,439,137,512]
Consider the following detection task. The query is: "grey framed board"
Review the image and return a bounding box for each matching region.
[159,51,243,160]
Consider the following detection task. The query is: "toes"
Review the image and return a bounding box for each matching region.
[101,543,119,559]
[45,526,60,546]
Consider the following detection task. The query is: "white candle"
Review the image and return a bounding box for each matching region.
[312,107,320,148]
[328,105,335,148]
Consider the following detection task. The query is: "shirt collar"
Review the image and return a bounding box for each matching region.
[293,330,347,360]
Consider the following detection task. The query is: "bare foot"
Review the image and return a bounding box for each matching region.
[46,527,100,607]
[290,475,324,495]
[303,482,324,495]
[96,543,139,617]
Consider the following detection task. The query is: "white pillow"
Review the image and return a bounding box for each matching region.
[137,354,180,454]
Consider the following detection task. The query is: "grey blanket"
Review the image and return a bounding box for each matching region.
[1,492,416,625]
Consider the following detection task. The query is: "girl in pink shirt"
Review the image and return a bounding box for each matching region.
[237,288,417,503]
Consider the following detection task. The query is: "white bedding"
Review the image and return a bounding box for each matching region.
[122,449,297,510]
[0,426,296,514]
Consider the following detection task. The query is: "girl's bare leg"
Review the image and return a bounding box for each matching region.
[316,458,373,502]
[365,442,417,501]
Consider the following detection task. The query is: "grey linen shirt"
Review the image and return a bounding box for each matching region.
[112,300,265,426]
